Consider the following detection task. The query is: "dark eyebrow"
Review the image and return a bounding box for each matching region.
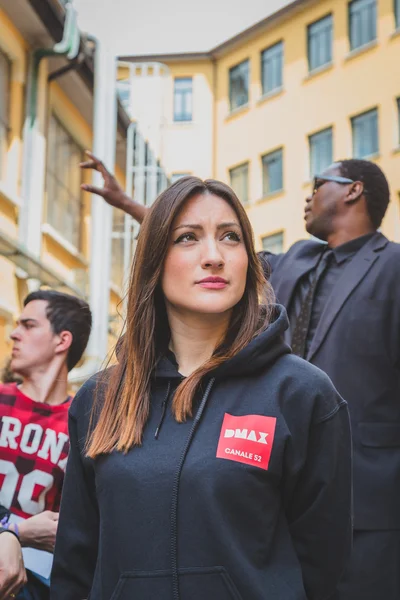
[173,221,241,232]
[18,318,39,326]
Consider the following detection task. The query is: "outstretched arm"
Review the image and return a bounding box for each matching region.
[80,151,149,224]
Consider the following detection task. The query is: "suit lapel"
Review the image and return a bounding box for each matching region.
[307,233,388,361]
[271,256,318,307]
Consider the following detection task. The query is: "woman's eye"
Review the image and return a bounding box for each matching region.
[223,231,241,242]
[174,233,196,244]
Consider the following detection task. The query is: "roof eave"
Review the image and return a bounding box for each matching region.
[28,0,130,136]
[119,0,311,64]
[119,52,211,64]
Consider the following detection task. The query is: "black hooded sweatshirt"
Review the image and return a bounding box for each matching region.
[51,306,352,600]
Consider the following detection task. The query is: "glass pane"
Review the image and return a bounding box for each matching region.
[46,173,56,224]
[184,90,193,119]
[58,129,70,188]
[261,42,283,94]
[111,209,125,288]
[350,0,376,50]
[229,60,249,110]
[262,150,283,195]
[230,163,249,204]
[47,117,57,175]
[0,50,10,124]
[308,15,332,71]
[174,78,192,121]
[170,173,190,184]
[396,0,400,28]
[397,98,400,144]
[262,232,284,254]
[309,128,333,176]
[0,50,10,178]
[352,109,378,157]
[46,114,84,248]
[174,93,183,118]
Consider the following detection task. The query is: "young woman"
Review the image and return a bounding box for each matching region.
[50,177,352,600]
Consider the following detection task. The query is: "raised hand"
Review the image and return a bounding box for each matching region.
[80,151,127,208]
[80,151,148,223]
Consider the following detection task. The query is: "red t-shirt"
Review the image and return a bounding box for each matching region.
[0,383,71,519]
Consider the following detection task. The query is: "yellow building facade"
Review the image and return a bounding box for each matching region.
[123,0,400,252]
[0,1,134,381]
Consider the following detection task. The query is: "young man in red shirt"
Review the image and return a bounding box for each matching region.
[0,290,92,599]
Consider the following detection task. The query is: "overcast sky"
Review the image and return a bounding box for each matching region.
[74,0,291,56]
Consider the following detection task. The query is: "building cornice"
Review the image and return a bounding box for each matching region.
[119,0,311,64]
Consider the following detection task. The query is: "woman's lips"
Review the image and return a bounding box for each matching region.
[196,277,228,289]
[198,281,228,289]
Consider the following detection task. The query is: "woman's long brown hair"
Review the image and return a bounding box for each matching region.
[86,177,275,457]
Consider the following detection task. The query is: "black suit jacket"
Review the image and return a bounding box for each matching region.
[261,232,400,530]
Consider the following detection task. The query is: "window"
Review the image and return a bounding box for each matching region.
[396,0,400,28]
[349,0,376,51]
[309,127,333,176]
[262,232,284,254]
[111,209,126,289]
[170,173,190,184]
[262,149,283,195]
[351,108,379,158]
[229,60,249,111]
[46,115,84,249]
[397,193,400,242]
[261,42,283,95]
[308,15,333,71]
[173,77,193,122]
[0,49,10,178]
[230,163,249,204]
[397,98,400,146]
[157,160,168,195]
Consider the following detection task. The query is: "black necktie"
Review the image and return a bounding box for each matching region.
[291,249,333,358]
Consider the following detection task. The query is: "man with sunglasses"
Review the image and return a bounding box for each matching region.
[80,154,399,600]
[259,159,399,600]
[261,159,400,600]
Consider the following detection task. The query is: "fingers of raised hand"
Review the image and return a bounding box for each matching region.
[80,184,106,197]
[81,150,111,176]
[79,160,99,170]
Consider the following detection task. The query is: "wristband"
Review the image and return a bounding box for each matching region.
[0,526,20,542]
[8,522,19,538]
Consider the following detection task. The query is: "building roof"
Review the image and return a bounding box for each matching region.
[25,0,131,135]
[119,0,310,63]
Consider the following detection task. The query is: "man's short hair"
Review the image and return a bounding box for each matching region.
[338,159,390,229]
[24,290,92,371]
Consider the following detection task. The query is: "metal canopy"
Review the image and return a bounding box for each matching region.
[0,230,86,298]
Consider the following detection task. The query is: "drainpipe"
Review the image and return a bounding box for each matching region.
[69,37,117,385]
[19,2,80,258]
[47,48,87,83]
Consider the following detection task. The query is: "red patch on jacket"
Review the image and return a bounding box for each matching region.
[216,413,276,470]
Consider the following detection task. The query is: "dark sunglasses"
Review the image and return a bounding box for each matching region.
[312,175,355,195]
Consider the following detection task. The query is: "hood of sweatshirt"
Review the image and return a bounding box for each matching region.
[154,304,291,380]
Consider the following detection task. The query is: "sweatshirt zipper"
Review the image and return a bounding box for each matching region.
[154,381,171,440]
[170,377,215,600]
